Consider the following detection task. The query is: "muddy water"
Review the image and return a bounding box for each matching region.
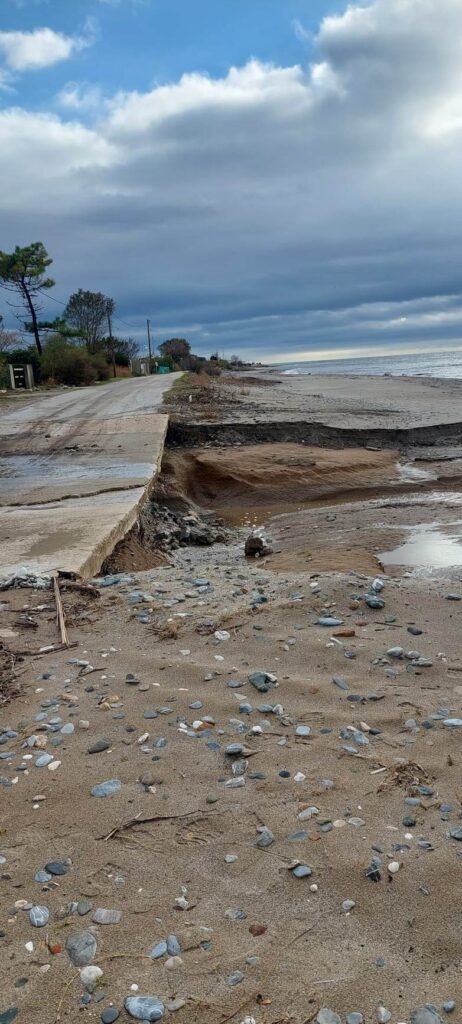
[381,521,462,568]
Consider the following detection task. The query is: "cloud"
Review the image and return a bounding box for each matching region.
[57,82,104,113]
[0,23,95,72]
[2,0,462,359]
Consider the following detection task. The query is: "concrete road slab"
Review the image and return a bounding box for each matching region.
[0,375,178,577]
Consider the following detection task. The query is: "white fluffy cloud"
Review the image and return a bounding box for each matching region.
[0,25,93,71]
[2,0,462,358]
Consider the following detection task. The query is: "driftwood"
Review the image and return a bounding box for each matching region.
[53,574,69,647]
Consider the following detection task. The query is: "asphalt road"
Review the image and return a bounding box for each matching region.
[0,374,179,578]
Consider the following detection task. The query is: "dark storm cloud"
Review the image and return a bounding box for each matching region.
[2,0,462,359]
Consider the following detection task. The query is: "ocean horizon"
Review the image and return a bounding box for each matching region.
[273,348,462,379]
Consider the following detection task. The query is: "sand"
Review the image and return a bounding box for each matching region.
[1,565,462,1023]
[1,371,462,1023]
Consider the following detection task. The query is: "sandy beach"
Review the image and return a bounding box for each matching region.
[1,371,462,1024]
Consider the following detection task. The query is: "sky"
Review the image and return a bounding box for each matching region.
[1,0,462,362]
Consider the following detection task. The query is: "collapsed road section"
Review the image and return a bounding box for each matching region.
[0,375,179,578]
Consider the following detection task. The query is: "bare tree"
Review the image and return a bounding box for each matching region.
[64,289,114,352]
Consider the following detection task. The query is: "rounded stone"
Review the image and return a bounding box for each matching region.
[29,906,49,928]
[124,996,164,1021]
[91,779,121,798]
[101,1011,120,1024]
[66,930,98,967]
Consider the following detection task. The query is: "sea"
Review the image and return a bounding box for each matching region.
[274,349,462,379]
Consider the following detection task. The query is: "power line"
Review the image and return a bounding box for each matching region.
[38,289,143,331]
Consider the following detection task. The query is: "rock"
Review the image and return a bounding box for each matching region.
[376,1006,392,1023]
[226,971,245,986]
[409,1009,443,1024]
[66,930,98,967]
[387,646,404,658]
[29,906,49,927]
[45,861,69,876]
[92,909,122,925]
[256,826,274,848]
[365,596,385,609]
[317,617,344,627]
[34,870,52,883]
[91,779,121,797]
[149,941,167,959]
[124,996,165,1021]
[166,999,186,1012]
[342,899,356,912]
[88,739,111,754]
[388,861,400,874]
[0,1012,18,1024]
[347,1015,363,1024]
[77,900,93,917]
[245,535,272,558]
[80,965,103,989]
[248,671,278,693]
[166,935,181,956]
[317,1010,341,1024]
[101,1011,120,1024]
[292,864,312,878]
[332,676,349,690]
[443,1004,455,1015]
[295,725,310,736]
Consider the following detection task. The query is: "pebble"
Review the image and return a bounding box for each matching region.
[93,908,122,925]
[317,1011,341,1024]
[101,1011,120,1024]
[45,861,69,876]
[80,965,103,989]
[124,996,165,1020]
[227,970,245,986]
[317,617,344,627]
[88,739,112,754]
[256,826,274,848]
[443,1003,455,1014]
[29,906,49,927]
[292,864,312,878]
[409,1010,444,1024]
[66,930,98,966]
[388,861,400,873]
[376,1007,392,1023]
[342,899,356,912]
[0,1012,18,1024]
[91,779,121,797]
[347,1015,363,1024]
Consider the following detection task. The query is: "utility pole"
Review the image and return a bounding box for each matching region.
[107,309,116,378]
[147,319,153,374]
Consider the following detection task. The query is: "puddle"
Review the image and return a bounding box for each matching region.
[381,523,462,568]
[397,461,436,483]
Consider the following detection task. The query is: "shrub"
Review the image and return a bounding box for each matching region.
[41,337,105,386]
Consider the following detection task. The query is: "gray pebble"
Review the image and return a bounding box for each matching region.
[29,906,49,928]
[92,908,122,925]
[88,739,111,754]
[91,779,121,797]
[410,1009,443,1024]
[66,930,98,966]
[101,1009,120,1024]
[226,970,244,986]
[317,1010,341,1024]
[124,996,164,1021]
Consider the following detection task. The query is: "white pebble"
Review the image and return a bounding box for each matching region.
[388,861,400,874]
[80,965,103,988]
[47,760,61,771]
[25,941,34,952]
[294,772,306,782]
[165,956,183,970]
[130,984,139,991]
[310,883,318,893]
